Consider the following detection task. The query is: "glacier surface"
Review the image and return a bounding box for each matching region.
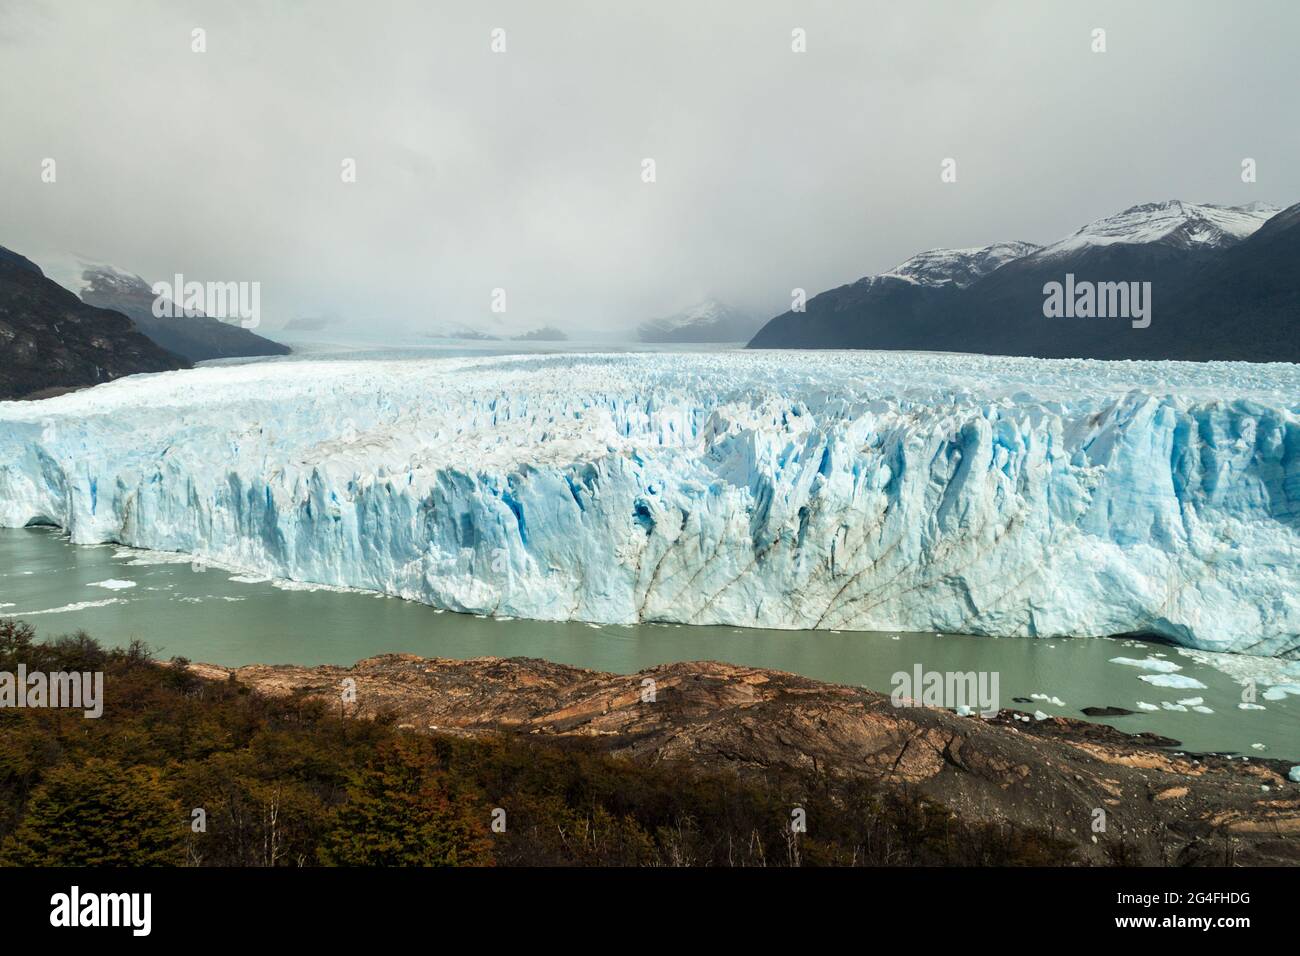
[2,350,1299,657]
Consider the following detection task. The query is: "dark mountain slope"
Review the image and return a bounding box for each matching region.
[77,266,290,362]
[748,201,1299,363]
[950,240,1224,360]
[0,246,190,401]
[748,242,1038,350]
[1143,201,1300,361]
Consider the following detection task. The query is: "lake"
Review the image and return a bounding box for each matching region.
[3,525,1297,760]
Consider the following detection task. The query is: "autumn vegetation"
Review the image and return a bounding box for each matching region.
[0,619,1073,867]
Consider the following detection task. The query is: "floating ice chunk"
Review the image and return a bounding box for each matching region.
[89,578,136,590]
[1238,703,1266,711]
[270,579,368,594]
[1030,693,1066,706]
[1251,743,1266,751]
[1192,705,1214,714]
[1033,710,1049,721]
[1160,701,1189,712]
[1136,701,1159,711]
[1262,683,1300,701]
[1139,674,1207,690]
[112,547,194,567]
[1110,657,1182,673]
[1176,647,1300,686]
[1176,697,1204,707]
[10,598,126,615]
[1290,767,1300,783]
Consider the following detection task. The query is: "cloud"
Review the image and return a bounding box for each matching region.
[2,0,1297,336]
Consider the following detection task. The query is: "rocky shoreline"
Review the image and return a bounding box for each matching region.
[186,654,1300,866]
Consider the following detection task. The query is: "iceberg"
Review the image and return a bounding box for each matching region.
[1109,657,1183,673]
[1,350,1299,657]
[1141,674,1209,690]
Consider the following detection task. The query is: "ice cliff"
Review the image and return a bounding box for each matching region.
[1,351,1298,657]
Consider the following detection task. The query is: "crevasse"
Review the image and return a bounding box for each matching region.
[1,351,1298,658]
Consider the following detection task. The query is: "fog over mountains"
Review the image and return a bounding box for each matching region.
[4,1,1298,337]
[638,299,763,343]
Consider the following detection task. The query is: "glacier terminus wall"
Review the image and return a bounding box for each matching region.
[1,351,1298,657]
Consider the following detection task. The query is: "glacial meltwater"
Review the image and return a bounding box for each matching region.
[2,526,1297,760]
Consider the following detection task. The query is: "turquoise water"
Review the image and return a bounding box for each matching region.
[2,526,1297,760]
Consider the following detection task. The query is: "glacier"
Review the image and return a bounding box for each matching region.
[1,350,1298,658]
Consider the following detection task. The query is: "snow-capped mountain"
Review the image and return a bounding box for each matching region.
[749,198,1298,362]
[750,241,1037,350]
[80,264,289,362]
[39,258,289,362]
[639,299,761,343]
[4,350,1298,655]
[1031,200,1279,259]
[883,241,1041,288]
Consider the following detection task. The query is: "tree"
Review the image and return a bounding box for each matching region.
[318,739,492,867]
[0,758,185,866]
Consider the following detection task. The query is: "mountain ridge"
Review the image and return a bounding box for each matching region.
[748,199,1299,362]
[640,298,762,343]
[73,263,290,363]
[0,244,190,401]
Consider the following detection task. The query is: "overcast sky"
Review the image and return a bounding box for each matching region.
[2,0,1297,336]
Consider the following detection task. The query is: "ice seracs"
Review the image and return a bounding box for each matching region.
[2,350,1299,657]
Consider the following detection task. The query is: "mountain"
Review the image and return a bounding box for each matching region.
[749,242,1037,350]
[639,299,762,343]
[423,320,500,341]
[1145,201,1300,361]
[948,201,1282,361]
[74,264,290,362]
[0,245,189,401]
[748,200,1297,362]
[1031,200,1278,259]
[512,326,568,342]
[884,241,1043,287]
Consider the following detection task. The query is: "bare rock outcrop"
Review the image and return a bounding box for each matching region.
[189,654,1300,865]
